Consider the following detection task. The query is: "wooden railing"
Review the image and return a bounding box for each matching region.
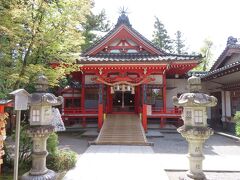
[151,107,182,114]
[62,108,98,115]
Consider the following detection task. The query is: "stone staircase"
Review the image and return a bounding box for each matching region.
[95,114,149,145]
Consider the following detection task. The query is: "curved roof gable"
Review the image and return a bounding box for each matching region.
[83,13,166,56]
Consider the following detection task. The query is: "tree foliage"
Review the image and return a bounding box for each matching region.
[80,9,111,51]
[195,38,213,71]
[174,30,186,54]
[0,0,92,98]
[152,17,173,53]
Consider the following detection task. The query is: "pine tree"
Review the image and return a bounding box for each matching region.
[174,30,186,54]
[81,9,111,51]
[152,17,173,53]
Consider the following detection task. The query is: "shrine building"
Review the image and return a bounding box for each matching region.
[60,12,201,132]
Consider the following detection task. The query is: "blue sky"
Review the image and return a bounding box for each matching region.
[93,0,240,63]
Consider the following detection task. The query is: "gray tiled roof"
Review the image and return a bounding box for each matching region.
[78,53,201,63]
[210,44,240,71]
[202,61,240,80]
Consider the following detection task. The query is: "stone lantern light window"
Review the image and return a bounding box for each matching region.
[194,110,203,124]
[32,109,40,122]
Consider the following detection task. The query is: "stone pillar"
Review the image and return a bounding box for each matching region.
[22,125,56,180]
[178,127,213,179]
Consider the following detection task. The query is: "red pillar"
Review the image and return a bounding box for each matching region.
[98,104,103,129]
[81,73,85,113]
[134,86,139,113]
[109,88,113,113]
[0,106,4,113]
[98,84,103,129]
[163,73,167,113]
[106,86,111,113]
[142,104,147,131]
[142,84,147,131]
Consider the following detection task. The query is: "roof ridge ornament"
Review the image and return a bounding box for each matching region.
[227,36,238,46]
[116,6,131,27]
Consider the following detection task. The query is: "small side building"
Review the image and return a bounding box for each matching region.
[202,37,240,132]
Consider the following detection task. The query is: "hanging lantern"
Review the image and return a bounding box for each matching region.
[110,86,114,94]
[131,86,135,94]
[127,85,131,91]
[122,84,125,92]
[117,85,120,91]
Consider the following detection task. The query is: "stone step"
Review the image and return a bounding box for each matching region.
[95,114,148,145]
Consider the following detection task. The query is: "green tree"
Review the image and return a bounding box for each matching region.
[196,39,213,71]
[174,30,186,54]
[0,0,92,98]
[81,9,111,51]
[152,16,173,53]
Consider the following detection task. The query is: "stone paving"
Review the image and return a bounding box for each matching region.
[58,131,240,180]
[63,145,169,180]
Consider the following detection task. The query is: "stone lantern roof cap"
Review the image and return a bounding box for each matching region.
[173,75,217,107]
[30,74,63,106]
[30,93,63,106]
[173,93,217,107]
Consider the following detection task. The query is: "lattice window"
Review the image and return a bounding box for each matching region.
[194,110,203,124]
[186,110,192,119]
[32,109,40,122]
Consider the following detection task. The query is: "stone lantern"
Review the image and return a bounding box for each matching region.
[173,75,217,180]
[22,75,63,180]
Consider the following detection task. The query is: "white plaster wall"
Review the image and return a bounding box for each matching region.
[166,79,188,108]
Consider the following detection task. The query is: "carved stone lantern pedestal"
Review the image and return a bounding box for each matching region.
[178,126,213,180]
[22,126,56,180]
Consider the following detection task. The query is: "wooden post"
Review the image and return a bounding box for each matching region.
[163,73,167,113]
[134,86,139,113]
[0,106,4,113]
[160,117,164,128]
[106,86,110,113]
[13,110,21,180]
[109,87,113,113]
[81,74,86,128]
[98,84,103,129]
[98,104,103,129]
[142,85,147,131]
[81,73,85,113]
[0,105,4,174]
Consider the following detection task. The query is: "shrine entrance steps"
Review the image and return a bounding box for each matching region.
[95,114,149,145]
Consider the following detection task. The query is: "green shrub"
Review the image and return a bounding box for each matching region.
[47,149,77,172]
[5,129,77,173]
[47,132,59,155]
[234,111,240,136]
